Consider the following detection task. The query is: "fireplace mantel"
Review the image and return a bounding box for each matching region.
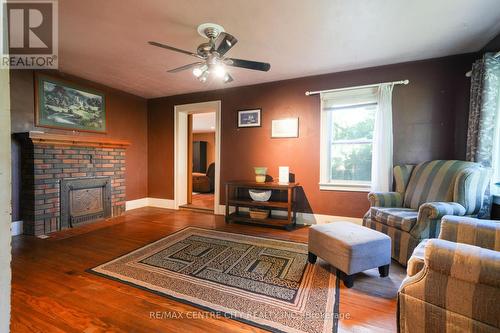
[17,131,131,148]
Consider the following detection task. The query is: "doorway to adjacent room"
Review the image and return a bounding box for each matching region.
[174,101,221,214]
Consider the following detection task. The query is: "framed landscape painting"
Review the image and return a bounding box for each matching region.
[35,74,106,133]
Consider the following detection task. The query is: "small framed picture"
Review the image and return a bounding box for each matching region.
[272,118,299,138]
[237,109,261,128]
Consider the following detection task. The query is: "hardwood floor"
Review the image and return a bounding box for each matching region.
[180,193,215,211]
[11,207,404,332]
[192,192,215,209]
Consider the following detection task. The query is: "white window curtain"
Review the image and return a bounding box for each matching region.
[371,83,394,192]
[492,89,500,195]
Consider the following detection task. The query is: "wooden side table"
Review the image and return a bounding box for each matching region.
[225,181,299,230]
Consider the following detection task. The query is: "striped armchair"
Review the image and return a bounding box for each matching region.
[398,216,500,333]
[363,160,490,266]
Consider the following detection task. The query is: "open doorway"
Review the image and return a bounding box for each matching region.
[183,112,216,211]
[174,101,221,214]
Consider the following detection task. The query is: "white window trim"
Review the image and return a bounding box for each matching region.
[319,181,371,192]
[319,91,376,192]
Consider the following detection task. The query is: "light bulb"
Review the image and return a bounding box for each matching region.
[192,67,203,77]
[213,65,226,78]
[198,70,209,83]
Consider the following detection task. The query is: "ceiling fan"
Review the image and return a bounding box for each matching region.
[148,23,271,83]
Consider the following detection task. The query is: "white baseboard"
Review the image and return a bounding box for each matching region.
[126,197,175,211]
[215,204,226,215]
[147,198,176,209]
[125,198,150,211]
[11,220,23,236]
[295,213,362,225]
[217,205,362,225]
[125,200,362,225]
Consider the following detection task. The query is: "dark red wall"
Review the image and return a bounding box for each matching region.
[148,54,474,218]
[10,70,148,221]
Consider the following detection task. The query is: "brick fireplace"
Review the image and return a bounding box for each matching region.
[16,132,130,236]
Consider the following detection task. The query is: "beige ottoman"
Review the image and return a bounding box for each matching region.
[308,221,391,288]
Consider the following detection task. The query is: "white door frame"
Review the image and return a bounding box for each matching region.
[0,9,12,327]
[174,100,222,214]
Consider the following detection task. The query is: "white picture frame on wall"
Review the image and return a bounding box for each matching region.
[271,118,299,138]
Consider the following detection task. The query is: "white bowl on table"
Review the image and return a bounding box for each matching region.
[248,189,272,202]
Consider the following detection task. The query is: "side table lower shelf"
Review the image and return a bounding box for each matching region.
[226,212,295,230]
[225,181,299,231]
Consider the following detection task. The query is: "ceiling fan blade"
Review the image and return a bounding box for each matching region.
[224,73,234,83]
[225,58,270,72]
[148,41,203,59]
[167,62,204,73]
[214,32,238,56]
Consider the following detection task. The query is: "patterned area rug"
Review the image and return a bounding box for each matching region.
[90,227,340,333]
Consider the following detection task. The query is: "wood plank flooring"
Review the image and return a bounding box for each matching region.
[191,193,215,209]
[11,207,404,332]
[180,193,215,212]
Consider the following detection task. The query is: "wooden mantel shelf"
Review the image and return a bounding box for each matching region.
[16,131,131,148]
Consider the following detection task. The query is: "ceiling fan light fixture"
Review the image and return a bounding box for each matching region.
[192,67,203,77]
[198,70,209,82]
[149,22,270,84]
[213,64,226,78]
[193,65,208,77]
[193,64,208,78]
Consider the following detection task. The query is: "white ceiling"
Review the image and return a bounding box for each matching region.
[192,112,216,133]
[58,0,500,98]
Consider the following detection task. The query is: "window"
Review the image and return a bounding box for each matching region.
[320,87,378,191]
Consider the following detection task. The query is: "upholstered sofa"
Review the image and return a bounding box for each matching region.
[192,163,215,193]
[363,160,490,266]
[398,215,500,333]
